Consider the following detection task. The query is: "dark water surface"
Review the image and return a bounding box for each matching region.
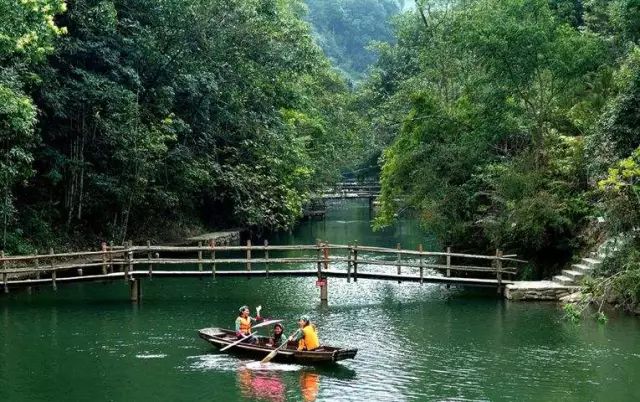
[1,200,639,401]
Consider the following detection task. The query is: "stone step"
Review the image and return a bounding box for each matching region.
[582,257,603,266]
[553,275,574,285]
[572,264,594,275]
[562,270,584,281]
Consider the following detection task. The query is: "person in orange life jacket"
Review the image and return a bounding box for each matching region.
[289,315,320,351]
[235,305,263,343]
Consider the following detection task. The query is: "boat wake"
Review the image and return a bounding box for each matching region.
[244,361,302,372]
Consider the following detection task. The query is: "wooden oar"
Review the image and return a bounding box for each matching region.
[260,329,300,364]
[220,319,282,352]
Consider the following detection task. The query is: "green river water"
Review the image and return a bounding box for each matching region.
[1,200,639,401]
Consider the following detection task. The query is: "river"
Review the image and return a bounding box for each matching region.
[1,199,639,401]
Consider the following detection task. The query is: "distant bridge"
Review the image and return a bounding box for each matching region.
[318,182,381,200]
[1,241,525,302]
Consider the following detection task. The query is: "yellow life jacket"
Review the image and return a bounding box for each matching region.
[297,325,320,351]
[239,317,252,335]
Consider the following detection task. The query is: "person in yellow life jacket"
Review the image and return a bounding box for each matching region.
[235,305,263,343]
[289,315,320,351]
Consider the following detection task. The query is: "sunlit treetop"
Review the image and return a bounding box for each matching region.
[0,0,67,62]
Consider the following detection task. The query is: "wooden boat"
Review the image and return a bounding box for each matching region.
[198,328,357,364]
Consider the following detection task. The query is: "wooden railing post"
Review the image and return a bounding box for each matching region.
[396,243,402,284]
[320,242,328,303]
[210,239,216,280]
[49,248,56,290]
[347,243,352,283]
[101,243,107,275]
[198,241,203,271]
[108,241,114,273]
[322,242,329,270]
[35,249,40,279]
[246,240,252,275]
[1,251,7,294]
[147,240,153,277]
[446,247,451,278]
[496,249,503,294]
[353,241,358,282]
[125,241,133,281]
[264,240,269,277]
[316,239,322,273]
[418,244,424,285]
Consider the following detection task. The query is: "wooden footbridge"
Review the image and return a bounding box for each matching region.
[319,182,381,200]
[1,241,525,302]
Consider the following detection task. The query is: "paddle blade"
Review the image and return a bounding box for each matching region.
[261,349,278,364]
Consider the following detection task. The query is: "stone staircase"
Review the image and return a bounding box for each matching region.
[552,254,602,286]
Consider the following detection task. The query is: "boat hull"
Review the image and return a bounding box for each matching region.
[198,328,357,364]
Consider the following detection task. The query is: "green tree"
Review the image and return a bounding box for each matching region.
[0,0,66,249]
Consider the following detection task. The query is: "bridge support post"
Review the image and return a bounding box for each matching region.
[347,244,352,283]
[353,241,358,282]
[320,278,328,303]
[129,278,141,302]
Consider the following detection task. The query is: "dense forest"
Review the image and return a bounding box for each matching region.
[1,0,360,252]
[2,0,640,308]
[360,0,640,308]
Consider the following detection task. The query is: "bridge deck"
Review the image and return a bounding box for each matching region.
[4,269,512,289]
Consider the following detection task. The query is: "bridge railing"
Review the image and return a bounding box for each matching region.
[1,241,525,292]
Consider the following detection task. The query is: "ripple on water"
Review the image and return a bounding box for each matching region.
[135,353,167,359]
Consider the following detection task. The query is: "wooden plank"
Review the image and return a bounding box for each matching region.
[1,269,515,289]
[0,249,127,262]
[332,244,526,263]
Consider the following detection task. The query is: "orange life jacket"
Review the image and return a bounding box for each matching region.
[239,317,252,335]
[297,325,320,351]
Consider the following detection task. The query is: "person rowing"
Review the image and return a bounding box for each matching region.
[289,315,320,351]
[235,305,263,343]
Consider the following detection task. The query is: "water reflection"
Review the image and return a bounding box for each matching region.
[237,368,321,402]
[300,372,320,402]
[238,368,287,401]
